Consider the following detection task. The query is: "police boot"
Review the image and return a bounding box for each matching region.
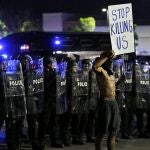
[86,137,95,143]
[72,136,78,145]
[77,137,85,145]
[51,139,64,148]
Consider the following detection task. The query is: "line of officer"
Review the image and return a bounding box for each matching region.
[5,54,150,150]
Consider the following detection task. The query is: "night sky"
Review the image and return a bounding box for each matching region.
[0,0,150,24]
[0,0,149,17]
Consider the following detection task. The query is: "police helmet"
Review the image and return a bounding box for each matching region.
[81,59,90,65]
[67,59,78,70]
[44,57,53,66]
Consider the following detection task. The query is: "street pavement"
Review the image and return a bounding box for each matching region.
[0,138,150,150]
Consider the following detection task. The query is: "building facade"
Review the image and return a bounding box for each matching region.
[42,12,150,56]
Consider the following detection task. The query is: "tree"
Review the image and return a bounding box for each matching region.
[19,20,42,32]
[0,9,42,33]
[69,17,96,32]
[79,17,96,31]
[0,20,8,38]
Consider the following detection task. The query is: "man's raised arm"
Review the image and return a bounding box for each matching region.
[93,51,115,73]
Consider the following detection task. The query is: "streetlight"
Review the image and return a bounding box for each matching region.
[101,7,109,27]
[101,8,107,12]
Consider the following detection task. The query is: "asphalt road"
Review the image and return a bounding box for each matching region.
[0,138,150,150]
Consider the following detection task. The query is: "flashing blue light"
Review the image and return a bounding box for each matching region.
[53,36,61,46]
[54,40,61,45]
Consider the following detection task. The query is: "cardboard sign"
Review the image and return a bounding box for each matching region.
[108,3,135,55]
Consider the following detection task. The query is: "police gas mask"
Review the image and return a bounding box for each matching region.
[102,58,114,75]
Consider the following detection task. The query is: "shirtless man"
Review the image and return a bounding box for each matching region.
[92,51,124,150]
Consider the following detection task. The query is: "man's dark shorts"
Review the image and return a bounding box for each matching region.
[95,99,120,135]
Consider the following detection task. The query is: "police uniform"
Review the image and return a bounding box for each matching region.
[86,70,99,142]
[0,60,5,129]
[1,59,26,150]
[68,59,90,145]
[38,57,64,148]
[20,55,42,150]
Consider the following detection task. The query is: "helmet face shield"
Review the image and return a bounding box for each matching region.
[81,59,90,71]
[19,55,33,70]
[82,64,90,71]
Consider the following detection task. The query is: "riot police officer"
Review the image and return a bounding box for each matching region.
[115,63,131,139]
[135,61,150,138]
[0,58,26,150]
[38,57,64,149]
[54,59,72,146]
[20,55,44,150]
[67,59,90,145]
[0,56,6,129]
[86,68,99,142]
[78,59,90,144]
[66,59,79,144]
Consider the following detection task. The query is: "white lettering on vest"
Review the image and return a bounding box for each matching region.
[9,80,23,86]
[33,78,44,85]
